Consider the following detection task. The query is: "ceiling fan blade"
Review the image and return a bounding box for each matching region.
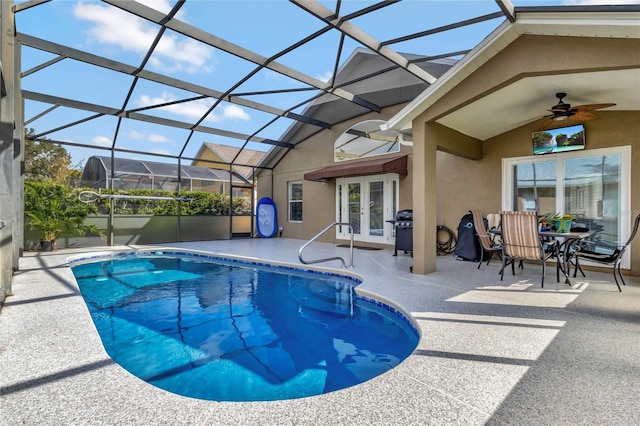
[574,103,616,112]
[540,117,555,130]
[570,110,600,121]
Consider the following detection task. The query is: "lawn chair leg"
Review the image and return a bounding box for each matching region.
[500,258,508,281]
[613,261,624,291]
[572,257,585,278]
[613,269,622,292]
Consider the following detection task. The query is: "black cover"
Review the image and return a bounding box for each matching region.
[453,213,481,261]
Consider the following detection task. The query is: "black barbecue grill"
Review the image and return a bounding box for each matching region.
[389,209,413,256]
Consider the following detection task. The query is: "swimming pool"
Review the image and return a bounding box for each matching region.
[69,250,419,401]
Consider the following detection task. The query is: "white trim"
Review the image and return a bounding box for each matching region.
[502,145,632,268]
[288,181,303,223]
[335,174,399,244]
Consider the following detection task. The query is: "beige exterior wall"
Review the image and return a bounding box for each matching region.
[414,32,640,275]
[258,33,640,275]
[434,111,640,275]
[257,104,412,246]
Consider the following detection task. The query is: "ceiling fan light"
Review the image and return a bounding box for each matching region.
[554,115,569,121]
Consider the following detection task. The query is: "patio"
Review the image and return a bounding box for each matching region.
[1,239,638,425]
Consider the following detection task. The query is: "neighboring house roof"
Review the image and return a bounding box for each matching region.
[81,155,248,187]
[387,8,640,141]
[198,143,266,181]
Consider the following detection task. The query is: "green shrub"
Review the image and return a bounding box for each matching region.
[85,188,249,216]
[25,182,104,246]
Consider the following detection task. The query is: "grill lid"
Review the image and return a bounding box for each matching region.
[396,209,413,221]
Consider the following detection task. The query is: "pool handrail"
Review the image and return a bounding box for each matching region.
[298,222,354,267]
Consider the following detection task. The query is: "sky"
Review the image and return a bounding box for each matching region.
[13,0,640,168]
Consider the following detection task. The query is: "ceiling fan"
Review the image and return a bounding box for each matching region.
[539,92,615,129]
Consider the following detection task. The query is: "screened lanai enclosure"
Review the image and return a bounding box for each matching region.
[10,0,522,254]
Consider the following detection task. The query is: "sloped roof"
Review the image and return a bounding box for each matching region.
[201,143,265,180]
[387,8,640,140]
[258,48,456,169]
[83,155,247,184]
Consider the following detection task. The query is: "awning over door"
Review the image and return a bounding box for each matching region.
[303,155,407,182]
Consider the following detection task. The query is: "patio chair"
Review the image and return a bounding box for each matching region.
[572,213,640,292]
[499,210,559,287]
[471,210,502,269]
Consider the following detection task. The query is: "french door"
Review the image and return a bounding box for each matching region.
[336,174,398,244]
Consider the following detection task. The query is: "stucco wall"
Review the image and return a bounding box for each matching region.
[257,104,412,245]
[435,111,640,275]
[418,35,640,125]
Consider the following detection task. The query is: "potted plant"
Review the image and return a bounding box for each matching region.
[538,213,560,230]
[538,212,572,233]
[25,182,105,251]
[557,213,573,233]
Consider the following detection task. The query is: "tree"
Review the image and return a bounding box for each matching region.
[24,128,73,183]
[532,130,553,150]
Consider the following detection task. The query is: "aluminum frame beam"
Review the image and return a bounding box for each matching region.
[22,90,294,148]
[18,33,332,130]
[103,0,380,113]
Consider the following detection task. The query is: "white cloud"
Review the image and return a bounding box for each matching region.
[124,129,172,143]
[73,1,212,74]
[221,105,250,121]
[148,134,172,143]
[137,92,250,123]
[125,130,145,140]
[92,136,112,147]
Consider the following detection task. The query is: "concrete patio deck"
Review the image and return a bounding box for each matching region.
[1,238,638,425]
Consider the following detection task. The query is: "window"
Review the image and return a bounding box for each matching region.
[334,120,400,162]
[288,181,303,222]
[503,146,631,267]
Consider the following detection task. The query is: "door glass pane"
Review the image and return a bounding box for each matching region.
[337,183,343,233]
[564,154,621,245]
[514,161,556,213]
[392,180,397,238]
[348,183,361,234]
[368,181,384,237]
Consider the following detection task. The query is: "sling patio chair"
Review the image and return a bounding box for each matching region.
[471,210,502,269]
[572,212,640,292]
[499,210,559,287]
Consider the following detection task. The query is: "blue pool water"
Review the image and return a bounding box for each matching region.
[70,251,419,401]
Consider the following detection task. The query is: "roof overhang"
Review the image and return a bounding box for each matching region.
[304,155,408,182]
[385,9,640,140]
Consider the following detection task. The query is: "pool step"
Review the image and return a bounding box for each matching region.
[288,281,354,316]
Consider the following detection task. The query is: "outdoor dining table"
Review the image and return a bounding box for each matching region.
[490,228,591,285]
[538,230,591,285]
